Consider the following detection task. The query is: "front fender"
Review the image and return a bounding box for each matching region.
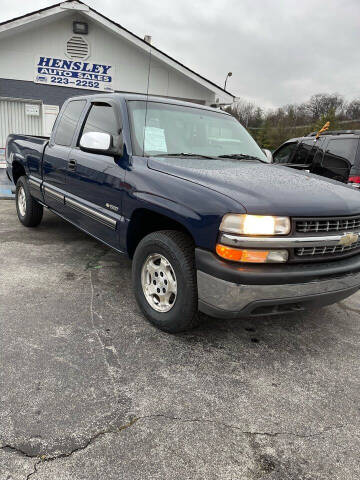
[134,191,202,223]
[122,157,246,252]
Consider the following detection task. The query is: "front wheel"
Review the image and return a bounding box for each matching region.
[132,230,199,333]
[16,176,43,227]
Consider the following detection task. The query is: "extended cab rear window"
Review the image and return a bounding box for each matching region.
[54,100,86,146]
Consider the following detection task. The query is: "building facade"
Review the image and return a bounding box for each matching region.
[0,0,234,151]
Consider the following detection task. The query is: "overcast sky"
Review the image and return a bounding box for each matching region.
[0,0,358,109]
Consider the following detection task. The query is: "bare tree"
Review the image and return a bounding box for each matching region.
[226,93,360,150]
[226,100,263,127]
[306,93,344,120]
[346,99,360,120]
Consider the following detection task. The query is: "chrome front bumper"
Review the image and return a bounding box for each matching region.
[197,269,360,318]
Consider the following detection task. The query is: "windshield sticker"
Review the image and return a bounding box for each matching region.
[144,127,167,153]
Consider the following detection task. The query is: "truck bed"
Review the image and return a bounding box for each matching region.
[6,134,49,183]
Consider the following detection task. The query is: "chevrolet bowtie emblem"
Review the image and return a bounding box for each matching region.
[339,232,359,247]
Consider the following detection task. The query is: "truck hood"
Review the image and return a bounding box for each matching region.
[148,157,360,216]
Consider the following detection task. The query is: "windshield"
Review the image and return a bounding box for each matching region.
[127,100,268,162]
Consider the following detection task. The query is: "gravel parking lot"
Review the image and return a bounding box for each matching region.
[1,199,360,480]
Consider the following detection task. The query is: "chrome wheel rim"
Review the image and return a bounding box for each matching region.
[141,253,177,313]
[18,186,26,217]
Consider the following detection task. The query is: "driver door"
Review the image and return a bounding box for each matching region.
[65,101,125,250]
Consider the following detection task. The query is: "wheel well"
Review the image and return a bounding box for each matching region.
[127,209,194,258]
[12,161,26,185]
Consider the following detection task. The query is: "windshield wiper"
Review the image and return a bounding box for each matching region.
[275,163,309,167]
[151,152,219,159]
[217,153,266,162]
[151,152,267,162]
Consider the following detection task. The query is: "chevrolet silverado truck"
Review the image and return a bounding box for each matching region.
[6,94,360,333]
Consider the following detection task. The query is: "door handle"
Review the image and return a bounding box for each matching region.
[68,159,77,171]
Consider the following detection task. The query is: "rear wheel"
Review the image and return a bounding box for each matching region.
[16,176,43,227]
[132,230,199,333]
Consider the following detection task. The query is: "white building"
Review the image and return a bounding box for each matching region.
[0,0,234,152]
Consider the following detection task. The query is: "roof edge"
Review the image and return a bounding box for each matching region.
[0,0,235,100]
[84,2,234,99]
[0,1,62,27]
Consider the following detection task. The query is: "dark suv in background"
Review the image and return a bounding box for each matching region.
[272,130,360,187]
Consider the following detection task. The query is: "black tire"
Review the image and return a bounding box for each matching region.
[132,230,199,333]
[16,176,43,227]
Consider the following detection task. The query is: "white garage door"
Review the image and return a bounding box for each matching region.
[0,98,43,148]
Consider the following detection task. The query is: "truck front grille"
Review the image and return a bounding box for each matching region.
[296,216,360,233]
[293,215,360,261]
[296,241,360,257]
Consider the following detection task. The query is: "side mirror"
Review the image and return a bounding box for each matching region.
[80,131,124,157]
[80,131,111,154]
[262,148,273,163]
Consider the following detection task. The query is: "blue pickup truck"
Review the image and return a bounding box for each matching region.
[6,93,360,332]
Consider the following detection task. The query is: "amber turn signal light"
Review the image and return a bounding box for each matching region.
[216,244,288,263]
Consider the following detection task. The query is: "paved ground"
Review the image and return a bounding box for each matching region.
[0,200,359,480]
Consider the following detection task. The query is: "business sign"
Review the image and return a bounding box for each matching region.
[25,104,40,116]
[34,56,114,92]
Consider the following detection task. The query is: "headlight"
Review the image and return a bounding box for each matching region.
[220,214,291,236]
